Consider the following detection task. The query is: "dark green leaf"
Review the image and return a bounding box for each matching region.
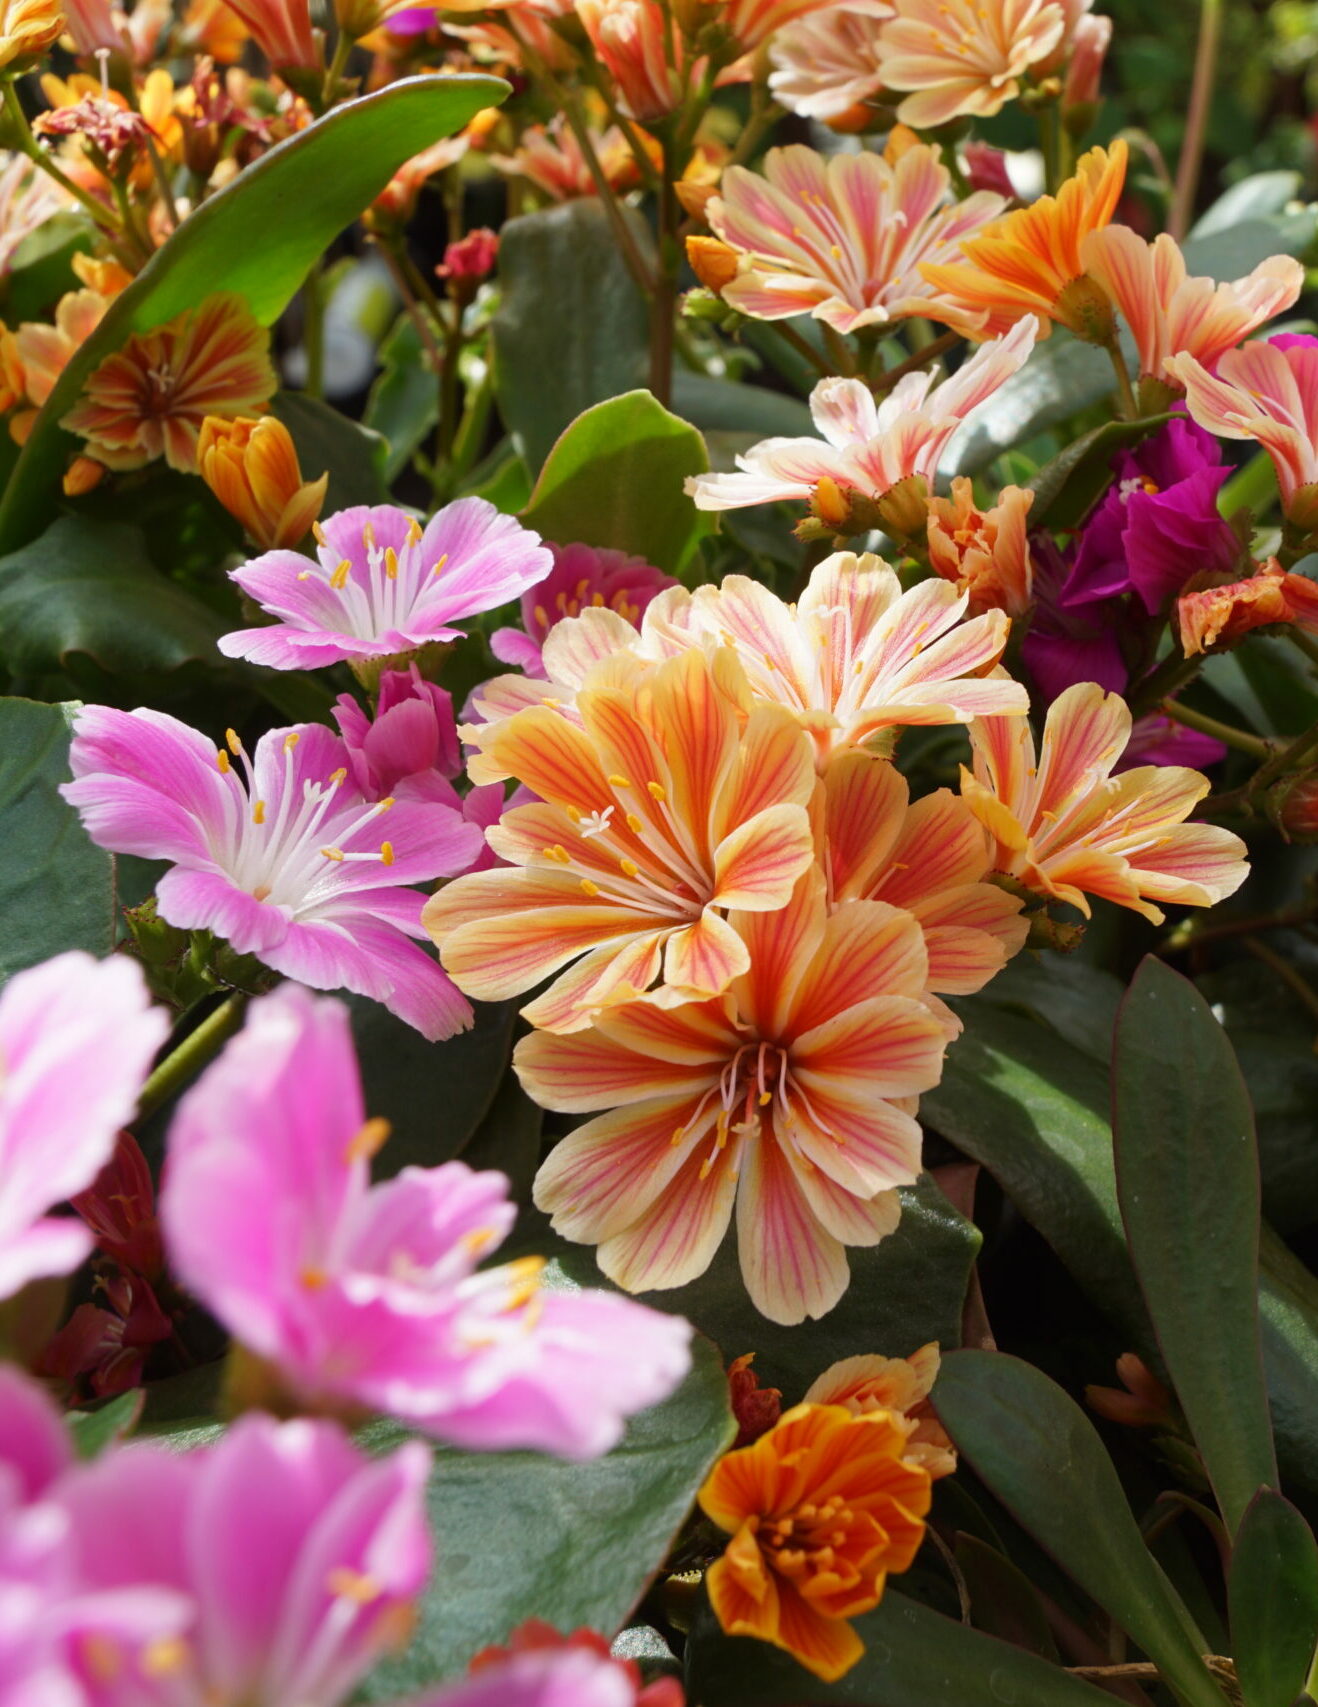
[1230,1489,1318,1707]
[3,213,91,324]
[1028,414,1170,530]
[358,1332,734,1695]
[974,951,1123,1063]
[948,334,1113,477]
[1113,957,1277,1534]
[671,370,816,436]
[0,697,115,982]
[459,1066,544,1206]
[0,71,508,551]
[0,515,224,676]
[69,1389,144,1458]
[955,1532,1060,1660]
[271,391,389,513]
[363,313,438,483]
[520,391,712,575]
[935,1351,1227,1707]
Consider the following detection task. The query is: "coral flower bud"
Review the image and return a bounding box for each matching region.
[963,140,1015,197]
[1086,1352,1175,1429]
[197,414,328,551]
[686,234,740,294]
[927,477,1034,617]
[0,0,62,68]
[1269,772,1318,844]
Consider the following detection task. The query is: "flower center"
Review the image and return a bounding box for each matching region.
[760,1494,866,1582]
[297,517,451,641]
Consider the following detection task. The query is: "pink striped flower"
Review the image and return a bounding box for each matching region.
[62,711,484,1041]
[768,0,892,122]
[705,142,1006,336]
[219,0,318,67]
[875,0,1068,129]
[575,0,685,121]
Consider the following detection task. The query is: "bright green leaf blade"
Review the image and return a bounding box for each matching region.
[0,71,508,551]
[363,314,438,484]
[271,391,389,512]
[935,1350,1227,1707]
[0,697,115,983]
[1230,1489,1318,1707]
[69,1390,144,1459]
[520,391,712,575]
[685,1587,1117,1706]
[357,1333,734,1695]
[1113,957,1277,1535]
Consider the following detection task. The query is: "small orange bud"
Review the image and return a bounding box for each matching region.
[1086,1353,1175,1429]
[197,414,328,550]
[810,473,852,530]
[685,234,740,295]
[63,454,105,496]
[675,177,719,221]
[71,252,134,297]
[882,122,922,164]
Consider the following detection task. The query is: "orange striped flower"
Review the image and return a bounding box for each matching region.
[699,1402,932,1681]
[519,870,949,1324]
[1176,560,1318,656]
[803,1343,956,1478]
[874,0,1066,129]
[920,142,1127,341]
[217,0,316,67]
[425,647,818,1033]
[197,414,328,550]
[0,0,61,68]
[960,681,1249,922]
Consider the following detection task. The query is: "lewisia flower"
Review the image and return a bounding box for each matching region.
[1080,226,1303,385]
[699,1402,931,1680]
[686,316,1039,533]
[703,142,1007,336]
[62,293,277,474]
[219,0,317,68]
[162,984,692,1455]
[61,710,485,1040]
[426,646,818,1032]
[520,870,950,1325]
[874,0,1067,129]
[218,499,554,678]
[490,541,677,678]
[0,952,167,1301]
[1168,334,1318,531]
[1176,560,1318,655]
[197,414,328,551]
[576,0,684,122]
[686,552,1029,767]
[0,0,62,68]
[465,1624,684,1707]
[3,286,110,446]
[768,0,891,123]
[960,682,1250,922]
[62,0,122,53]
[496,114,647,201]
[803,1342,955,1477]
[0,152,68,276]
[719,0,836,55]
[921,143,1128,342]
[926,477,1034,617]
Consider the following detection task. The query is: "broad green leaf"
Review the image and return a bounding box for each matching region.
[1113,957,1277,1534]
[684,1587,1117,1706]
[1191,172,1303,237]
[0,72,508,552]
[0,515,225,676]
[671,370,816,436]
[461,440,533,512]
[0,697,115,982]
[363,313,438,483]
[271,391,389,513]
[973,951,1123,1063]
[492,199,651,472]
[955,1532,1060,1660]
[520,392,713,575]
[358,1333,734,1695]
[1230,1489,1318,1707]
[69,1390,144,1458]
[1028,413,1170,529]
[935,1351,1228,1707]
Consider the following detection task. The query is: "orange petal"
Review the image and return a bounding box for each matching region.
[711,802,816,909]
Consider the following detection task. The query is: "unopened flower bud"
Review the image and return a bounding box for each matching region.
[728,1353,782,1448]
[1062,11,1111,129]
[437,227,499,303]
[63,455,105,497]
[1266,772,1318,844]
[685,234,740,294]
[963,140,1014,197]
[198,414,328,551]
[1086,1353,1175,1430]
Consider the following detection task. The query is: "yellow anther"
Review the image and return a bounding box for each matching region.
[431,552,449,576]
[671,1126,686,1145]
[225,727,242,754]
[385,546,399,580]
[216,748,230,773]
[329,767,348,786]
[829,244,842,259]
[646,780,667,802]
[297,570,311,580]
[345,1116,391,1164]
[565,806,582,823]
[607,774,632,789]
[620,857,639,878]
[580,877,601,896]
[321,846,345,862]
[626,812,644,834]
[252,800,266,825]
[284,731,300,753]
[327,1567,383,1605]
[542,844,571,864]
[141,1637,189,1678]
[462,1226,497,1253]
[377,796,395,811]
[363,520,376,548]
[759,1091,772,1106]
[301,1266,329,1289]
[534,603,549,628]
[406,516,423,546]
[380,841,395,866]
[330,559,352,590]
[312,520,329,546]
[699,1157,714,1180]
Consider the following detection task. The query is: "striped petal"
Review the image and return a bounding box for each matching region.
[736,1132,850,1324]
[597,1140,739,1292]
[532,1096,710,1242]
[711,802,816,909]
[793,993,948,1100]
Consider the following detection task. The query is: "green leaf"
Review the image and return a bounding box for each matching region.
[0,515,225,677]
[271,391,389,513]
[955,1532,1060,1660]
[364,313,438,483]
[1028,413,1170,530]
[671,370,816,437]
[948,333,1113,477]
[520,391,713,576]
[357,1332,734,1695]
[3,212,91,324]
[0,697,115,983]
[1230,1489,1318,1707]
[492,199,651,473]
[684,1587,1117,1706]
[1191,172,1303,237]
[1113,957,1277,1535]
[0,71,508,552]
[935,1351,1228,1707]
[69,1389,144,1458]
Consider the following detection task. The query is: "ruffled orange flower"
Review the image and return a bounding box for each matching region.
[960,681,1249,923]
[803,1342,956,1478]
[62,293,276,473]
[926,477,1034,617]
[699,1402,932,1681]
[197,414,328,550]
[520,870,950,1323]
[1176,560,1318,655]
[425,647,818,1032]
[921,141,1127,341]
[823,750,1027,999]
[5,286,110,444]
[874,0,1066,129]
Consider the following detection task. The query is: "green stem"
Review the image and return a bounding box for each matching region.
[1248,717,1318,792]
[1037,99,1063,195]
[871,329,961,398]
[321,28,354,111]
[822,322,858,377]
[1159,697,1271,758]
[1168,0,1222,241]
[765,317,832,382]
[1105,338,1139,421]
[1,79,126,241]
[136,994,248,1122]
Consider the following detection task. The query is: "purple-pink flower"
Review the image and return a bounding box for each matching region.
[62,711,484,1041]
[409,1647,647,1707]
[217,501,554,675]
[489,542,677,679]
[0,952,167,1302]
[160,984,692,1457]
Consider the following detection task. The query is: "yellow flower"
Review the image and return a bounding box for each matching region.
[0,0,62,69]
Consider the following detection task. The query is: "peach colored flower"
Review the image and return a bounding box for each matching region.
[875,0,1067,130]
[1176,560,1318,655]
[368,134,472,229]
[1080,227,1304,385]
[768,0,892,122]
[823,749,1027,996]
[219,0,317,67]
[494,114,649,201]
[6,286,110,445]
[803,1342,956,1477]
[705,141,1007,336]
[927,477,1034,617]
[1061,8,1109,110]
[197,414,328,550]
[576,0,685,120]
[521,870,950,1323]
[699,1403,931,1680]
[960,681,1249,922]
[0,0,61,67]
[0,151,69,277]
[62,292,276,473]
[719,0,836,56]
[921,142,1127,341]
[425,646,818,1032]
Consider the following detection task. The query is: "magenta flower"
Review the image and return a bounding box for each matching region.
[0,952,168,1301]
[54,1411,432,1707]
[409,1647,649,1707]
[62,710,484,1041]
[1117,713,1226,773]
[218,501,554,674]
[490,542,677,679]
[160,984,692,1457]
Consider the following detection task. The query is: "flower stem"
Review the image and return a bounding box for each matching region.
[321,28,354,111]
[136,993,248,1122]
[302,258,326,400]
[1105,338,1139,421]
[1168,0,1222,241]
[871,329,961,398]
[1158,697,1271,757]
[1,77,126,241]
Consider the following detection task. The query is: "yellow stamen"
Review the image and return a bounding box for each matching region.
[321,847,345,862]
[312,520,328,546]
[580,877,600,896]
[406,517,423,546]
[284,732,300,753]
[252,800,266,825]
[301,1266,329,1289]
[626,812,644,834]
[646,780,667,802]
[216,748,230,773]
[385,546,399,580]
[608,774,632,788]
[327,1567,383,1605]
[329,767,348,786]
[620,857,639,878]
[462,1226,497,1253]
[330,559,351,590]
[225,727,242,754]
[345,1116,391,1164]
[432,552,449,576]
[380,841,395,865]
[141,1637,189,1678]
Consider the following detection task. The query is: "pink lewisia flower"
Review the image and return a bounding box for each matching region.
[490,542,678,678]
[161,984,693,1455]
[408,1648,643,1707]
[61,710,484,1041]
[875,0,1068,129]
[54,1412,432,1707]
[218,500,554,675]
[466,1623,683,1707]
[685,317,1038,518]
[0,952,167,1301]
[705,142,1006,336]
[768,0,892,122]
